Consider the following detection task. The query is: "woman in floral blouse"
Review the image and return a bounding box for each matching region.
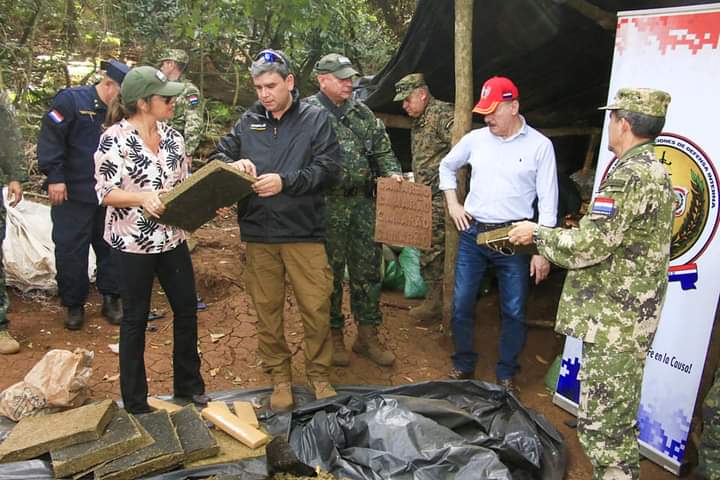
[94,66,206,414]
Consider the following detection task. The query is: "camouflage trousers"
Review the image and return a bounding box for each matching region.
[698,368,720,480]
[325,195,382,329]
[0,204,8,331]
[578,342,645,480]
[421,193,446,286]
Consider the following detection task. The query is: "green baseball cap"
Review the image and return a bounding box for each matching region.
[157,49,189,65]
[121,66,184,107]
[599,88,671,117]
[314,53,358,79]
[394,73,426,101]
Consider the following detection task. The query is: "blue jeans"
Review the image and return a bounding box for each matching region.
[451,225,530,380]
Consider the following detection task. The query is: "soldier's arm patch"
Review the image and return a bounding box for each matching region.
[186,94,200,106]
[590,197,615,216]
[48,109,64,124]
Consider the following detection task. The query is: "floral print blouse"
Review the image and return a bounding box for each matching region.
[94,119,188,254]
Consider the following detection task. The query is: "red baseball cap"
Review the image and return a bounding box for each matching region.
[472,76,519,115]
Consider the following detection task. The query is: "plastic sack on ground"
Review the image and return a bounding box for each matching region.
[382,247,427,299]
[0,348,94,421]
[2,191,96,293]
[0,381,566,480]
[398,247,427,299]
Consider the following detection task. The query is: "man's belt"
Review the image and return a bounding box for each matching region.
[475,222,538,256]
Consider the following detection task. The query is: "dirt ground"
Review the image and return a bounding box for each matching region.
[0,217,700,479]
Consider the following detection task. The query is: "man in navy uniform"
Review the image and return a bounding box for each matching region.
[38,60,128,330]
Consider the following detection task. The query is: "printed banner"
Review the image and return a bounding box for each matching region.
[553,3,720,475]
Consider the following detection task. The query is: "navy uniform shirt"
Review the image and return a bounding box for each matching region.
[37,85,107,204]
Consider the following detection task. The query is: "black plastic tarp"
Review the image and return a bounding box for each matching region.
[0,381,565,479]
[365,0,718,129]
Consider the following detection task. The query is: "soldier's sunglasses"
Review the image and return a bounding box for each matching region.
[157,95,175,104]
[253,50,286,65]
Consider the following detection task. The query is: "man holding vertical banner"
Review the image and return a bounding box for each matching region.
[509,88,674,479]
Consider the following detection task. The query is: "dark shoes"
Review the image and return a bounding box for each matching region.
[498,377,518,395]
[174,393,210,409]
[65,305,85,330]
[448,368,474,380]
[102,295,123,325]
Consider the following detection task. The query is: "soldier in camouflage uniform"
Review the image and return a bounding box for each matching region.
[394,73,454,323]
[698,367,720,479]
[0,90,27,354]
[158,49,203,158]
[509,88,674,480]
[307,53,403,367]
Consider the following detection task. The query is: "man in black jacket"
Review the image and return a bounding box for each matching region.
[212,49,341,412]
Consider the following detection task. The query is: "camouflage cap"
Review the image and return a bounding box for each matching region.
[599,88,671,117]
[314,53,358,80]
[157,49,189,65]
[393,73,426,101]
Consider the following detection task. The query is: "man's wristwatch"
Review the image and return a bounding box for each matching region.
[532,225,540,244]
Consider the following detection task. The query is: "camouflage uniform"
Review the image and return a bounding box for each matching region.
[410,97,454,284]
[394,75,453,284]
[0,91,28,332]
[305,92,401,329]
[699,367,720,480]
[158,49,203,157]
[535,89,674,480]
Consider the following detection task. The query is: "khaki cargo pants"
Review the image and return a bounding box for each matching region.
[244,242,333,383]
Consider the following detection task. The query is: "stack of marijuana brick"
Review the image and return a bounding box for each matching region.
[0,397,271,479]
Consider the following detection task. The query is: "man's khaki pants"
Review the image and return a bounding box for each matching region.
[244,242,333,383]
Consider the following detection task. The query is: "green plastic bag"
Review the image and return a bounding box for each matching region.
[382,260,405,291]
[398,248,427,299]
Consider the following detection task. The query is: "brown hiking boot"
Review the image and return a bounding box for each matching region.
[331,328,350,367]
[308,378,337,400]
[270,382,294,412]
[352,324,395,366]
[0,330,20,355]
[408,284,442,324]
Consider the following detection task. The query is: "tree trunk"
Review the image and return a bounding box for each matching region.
[442,0,473,333]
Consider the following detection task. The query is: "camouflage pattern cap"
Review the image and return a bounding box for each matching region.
[394,73,426,101]
[158,49,189,65]
[599,88,671,117]
[314,53,358,79]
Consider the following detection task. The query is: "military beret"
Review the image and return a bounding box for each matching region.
[157,49,189,65]
[599,88,671,117]
[314,53,358,80]
[394,73,426,101]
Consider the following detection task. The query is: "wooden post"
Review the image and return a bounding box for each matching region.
[443,0,474,332]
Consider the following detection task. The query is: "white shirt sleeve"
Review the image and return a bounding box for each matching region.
[438,134,472,191]
[535,138,559,227]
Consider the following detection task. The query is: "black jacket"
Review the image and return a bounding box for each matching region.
[214,93,341,243]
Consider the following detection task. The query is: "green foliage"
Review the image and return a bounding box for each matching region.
[0,0,412,155]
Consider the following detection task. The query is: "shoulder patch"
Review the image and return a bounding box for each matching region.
[48,109,64,124]
[591,197,615,216]
[186,93,200,106]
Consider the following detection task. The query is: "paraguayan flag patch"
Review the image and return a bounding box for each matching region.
[591,197,615,216]
[48,109,64,124]
[187,94,199,106]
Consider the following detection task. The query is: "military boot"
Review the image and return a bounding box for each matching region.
[0,330,20,355]
[308,378,337,400]
[270,382,294,412]
[352,324,395,366]
[408,284,442,324]
[65,305,85,331]
[331,328,350,367]
[101,295,123,325]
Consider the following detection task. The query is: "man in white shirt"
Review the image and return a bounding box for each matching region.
[439,76,558,392]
